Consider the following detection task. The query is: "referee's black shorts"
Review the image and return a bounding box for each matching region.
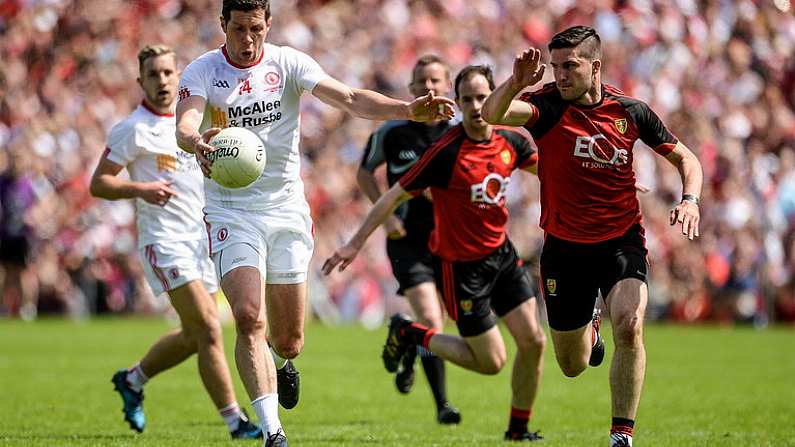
[386,238,435,295]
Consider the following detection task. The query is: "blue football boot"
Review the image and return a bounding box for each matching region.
[111,369,145,433]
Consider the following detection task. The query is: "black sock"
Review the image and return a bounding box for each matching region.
[508,407,531,434]
[418,347,447,410]
[611,417,634,437]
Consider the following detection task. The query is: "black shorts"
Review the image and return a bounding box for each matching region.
[0,236,30,265]
[433,239,535,337]
[386,238,435,295]
[540,224,649,331]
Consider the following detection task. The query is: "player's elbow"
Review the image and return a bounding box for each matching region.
[88,177,106,199]
[480,105,500,125]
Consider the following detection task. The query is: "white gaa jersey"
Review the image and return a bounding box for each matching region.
[178,44,330,210]
[105,103,206,247]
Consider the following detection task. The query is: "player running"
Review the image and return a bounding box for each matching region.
[481,26,704,447]
[90,45,262,440]
[357,54,460,424]
[174,1,454,445]
[324,65,547,442]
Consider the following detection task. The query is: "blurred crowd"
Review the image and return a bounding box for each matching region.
[1,0,794,325]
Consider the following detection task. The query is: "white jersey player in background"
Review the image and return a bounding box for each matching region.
[175,1,455,446]
[90,45,262,440]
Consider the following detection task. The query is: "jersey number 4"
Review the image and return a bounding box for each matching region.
[239,79,252,95]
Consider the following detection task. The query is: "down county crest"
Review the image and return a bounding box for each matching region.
[460,299,473,313]
[546,278,557,294]
[614,118,628,134]
[500,149,512,165]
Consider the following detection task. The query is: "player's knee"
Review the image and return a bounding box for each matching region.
[556,354,587,377]
[612,313,643,348]
[178,330,199,352]
[516,328,547,355]
[271,332,303,359]
[191,317,223,348]
[477,352,506,375]
[232,306,266,337]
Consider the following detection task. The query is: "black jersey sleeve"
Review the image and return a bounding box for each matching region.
[398,126,463,193]
[518,82,567,140]
[617,97,679,155]
[360,122,399,172]
[496,128,537,170]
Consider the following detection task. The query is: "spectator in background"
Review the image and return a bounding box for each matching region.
[0,149,42,319]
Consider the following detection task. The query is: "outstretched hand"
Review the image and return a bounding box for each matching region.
[321,243,361,275]
[408,92,455,122]
[669,201,700,240]
[511,48,546,90]
[193,127,221,178]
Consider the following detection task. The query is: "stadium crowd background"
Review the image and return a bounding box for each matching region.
[1,0,794,326]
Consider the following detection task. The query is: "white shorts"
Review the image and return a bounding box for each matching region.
[204,202,314,285]
[140,239,218,297]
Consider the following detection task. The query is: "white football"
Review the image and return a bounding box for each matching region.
[207,127,266,189]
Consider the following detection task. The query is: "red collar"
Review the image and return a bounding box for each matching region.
[141,100,174,117]
[222,45,265,69]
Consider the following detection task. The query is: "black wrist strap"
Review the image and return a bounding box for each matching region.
[682,194,700,205]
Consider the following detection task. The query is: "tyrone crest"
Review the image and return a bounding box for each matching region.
[614,118,628,134]
[460,299,473,313]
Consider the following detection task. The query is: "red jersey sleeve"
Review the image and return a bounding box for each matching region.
[398,126,463,195]
[624,99,679,156]
[495,128,537,170]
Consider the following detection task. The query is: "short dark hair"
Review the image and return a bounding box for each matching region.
[454,65,496,98]
[222,0,270,22]
[411,54,450,81]
[548,25,602,60]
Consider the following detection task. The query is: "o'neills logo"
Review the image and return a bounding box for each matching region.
[206,146,239,162]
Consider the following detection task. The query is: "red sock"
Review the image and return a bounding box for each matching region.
[400,322,436,348]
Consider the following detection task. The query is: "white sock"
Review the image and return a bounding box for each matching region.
[252,393,282,436]
[219,403,242,432]
[270,347,288,369]
[126,363,148,393]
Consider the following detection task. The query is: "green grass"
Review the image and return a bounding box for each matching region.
[0,319,794,446]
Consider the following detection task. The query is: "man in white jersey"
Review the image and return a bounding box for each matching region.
[175,1,454,445]
[90,45,262,440]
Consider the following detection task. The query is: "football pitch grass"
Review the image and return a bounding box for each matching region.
[1,319,793,446]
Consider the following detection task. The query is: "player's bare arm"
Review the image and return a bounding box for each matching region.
[312,77,455,122]
[322,183,412,274]
[175,95,221,177]
[356,168,406,239]
[664,141,703,240]
[482,48,546,126]
[89,156,176,207]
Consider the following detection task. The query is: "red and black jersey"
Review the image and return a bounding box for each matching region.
[398,124,538,262]
[519,82,678,243]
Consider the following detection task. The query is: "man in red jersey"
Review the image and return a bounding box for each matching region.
[481,26,703,447]
[324,66,547,442]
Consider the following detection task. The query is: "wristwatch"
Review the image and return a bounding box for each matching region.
[681,194,700,205]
